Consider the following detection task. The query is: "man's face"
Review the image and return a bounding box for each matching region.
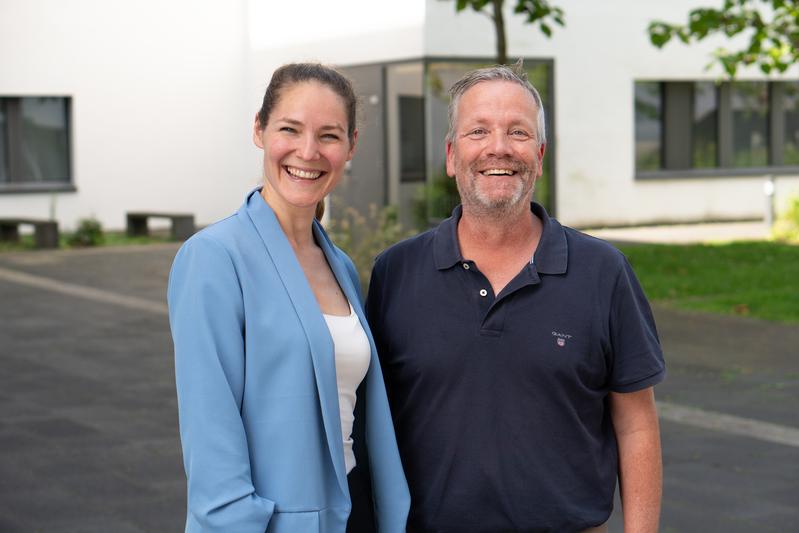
[446,80,545,216]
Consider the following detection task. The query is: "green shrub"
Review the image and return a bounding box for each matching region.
[327,204,415,292]
[772,193,799,243]
[68,217,105,247]
[411,170,461,232]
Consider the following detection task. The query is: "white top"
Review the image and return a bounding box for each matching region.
[323,304,371,474]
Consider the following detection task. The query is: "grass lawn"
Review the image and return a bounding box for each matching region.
[618,240,799,323]
[0,231,173,252]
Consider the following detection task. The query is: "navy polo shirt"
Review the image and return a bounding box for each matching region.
[366,203,665,533]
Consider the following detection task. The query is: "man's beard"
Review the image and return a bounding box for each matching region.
[455,157,536,218]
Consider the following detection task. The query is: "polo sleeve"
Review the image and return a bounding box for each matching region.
[607,256,666,393]
[167,236,275,532]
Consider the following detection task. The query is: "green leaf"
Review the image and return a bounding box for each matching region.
[648,22,675,48]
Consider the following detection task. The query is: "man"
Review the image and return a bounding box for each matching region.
[366,63,665,532]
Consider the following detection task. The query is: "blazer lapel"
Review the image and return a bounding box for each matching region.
[313,221,381,406]
[312,222,362,316]
[241,190,349,498]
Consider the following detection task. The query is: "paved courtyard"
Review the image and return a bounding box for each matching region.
[0,243,797,532]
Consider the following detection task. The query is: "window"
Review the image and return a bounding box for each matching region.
[783,82,799,166]
[0,96,72,191]
[730,82,768,167]
[692,82,718,168]
[399,96,426,182]
[634,81,799,176]
[634,82,661,171]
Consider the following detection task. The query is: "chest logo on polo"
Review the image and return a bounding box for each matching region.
[552,331,572,347]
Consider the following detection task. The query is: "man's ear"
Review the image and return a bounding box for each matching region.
[253,113,265,149]
[536,143,546,177]
[445,141,456,177]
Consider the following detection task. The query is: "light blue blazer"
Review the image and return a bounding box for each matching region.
[168,189,410,532]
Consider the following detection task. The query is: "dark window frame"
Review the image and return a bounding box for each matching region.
[634,80,799,180]
[398,95,427,183]
[0,95,76,194]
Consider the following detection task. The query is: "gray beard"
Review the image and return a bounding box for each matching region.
[456,170,535,220]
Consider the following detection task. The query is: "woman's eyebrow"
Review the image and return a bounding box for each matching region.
[276,117,344,132]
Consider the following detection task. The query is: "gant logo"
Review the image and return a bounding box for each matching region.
[552,331,572,347]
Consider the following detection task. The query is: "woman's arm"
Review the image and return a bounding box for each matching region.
[168,236,274,532]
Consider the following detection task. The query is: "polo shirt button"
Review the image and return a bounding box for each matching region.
[463,263,470,270]
[479,289,488,297]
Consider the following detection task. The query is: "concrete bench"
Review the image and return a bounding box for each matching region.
[126,212,195,241]
[0,218,60,249]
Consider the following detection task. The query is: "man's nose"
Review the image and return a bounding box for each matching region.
[298,134,321,160]
[486,131,513,157]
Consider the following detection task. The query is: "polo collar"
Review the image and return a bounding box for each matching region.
[433,202,568,275]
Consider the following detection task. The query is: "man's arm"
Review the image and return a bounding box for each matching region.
[609,387,662,533]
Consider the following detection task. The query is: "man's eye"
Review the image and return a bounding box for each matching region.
[468,129,487,137]
[511,130,530,138]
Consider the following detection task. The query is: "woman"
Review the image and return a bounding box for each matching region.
[168,63,410,533]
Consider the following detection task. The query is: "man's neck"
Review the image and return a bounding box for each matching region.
[458,202,542,256]
[456,202,544,295]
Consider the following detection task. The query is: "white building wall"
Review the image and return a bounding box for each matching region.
[245,0,425,123]
[3,0,798,231]
[425,0,799,226]
[0,0,254,231]
[0,0,427,231]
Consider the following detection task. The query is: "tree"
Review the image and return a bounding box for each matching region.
[449,0,565,64]
[648,0,799,77]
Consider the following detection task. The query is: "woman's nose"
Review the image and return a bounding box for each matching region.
[298,134,321,160]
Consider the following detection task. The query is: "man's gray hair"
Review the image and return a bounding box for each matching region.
[445,60,547,147]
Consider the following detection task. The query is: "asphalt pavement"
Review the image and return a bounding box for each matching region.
[0,240,796,532]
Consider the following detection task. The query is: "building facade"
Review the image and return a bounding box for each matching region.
[2,0,798,232]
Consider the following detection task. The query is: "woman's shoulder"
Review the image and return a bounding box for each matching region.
[196,212,245,243]
[172,212,252,271]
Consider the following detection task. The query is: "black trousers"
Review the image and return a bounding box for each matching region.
[346,462,376,532]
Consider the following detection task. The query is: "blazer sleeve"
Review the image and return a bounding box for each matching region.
[168,235,275,532]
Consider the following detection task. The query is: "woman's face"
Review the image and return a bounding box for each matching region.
[253,81,356,216]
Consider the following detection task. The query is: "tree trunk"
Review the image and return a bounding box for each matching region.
[492,0,507,64]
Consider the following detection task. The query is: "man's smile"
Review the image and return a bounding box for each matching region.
[480,168,517,176]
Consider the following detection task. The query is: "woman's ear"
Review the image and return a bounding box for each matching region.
[347,129,359,161]
[253,113,265,149]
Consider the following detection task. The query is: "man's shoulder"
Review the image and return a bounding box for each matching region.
[562,225,628,270]
[563,226,624,260]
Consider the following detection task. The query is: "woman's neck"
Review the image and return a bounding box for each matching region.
[260,187,316,251]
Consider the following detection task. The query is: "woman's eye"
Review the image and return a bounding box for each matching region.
[321,133,341,141]
[279,126,297,133]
